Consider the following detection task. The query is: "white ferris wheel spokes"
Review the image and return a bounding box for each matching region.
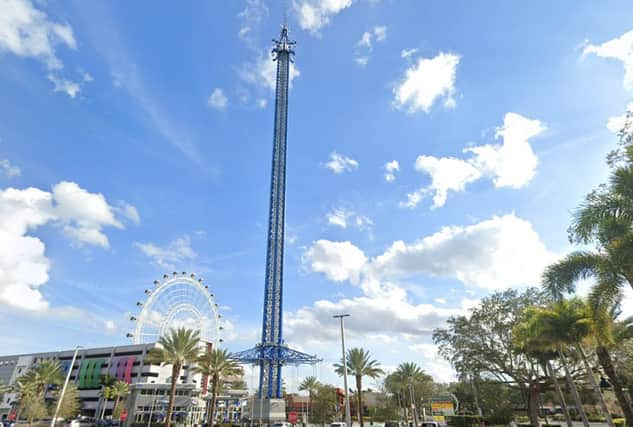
[128,272,222,345]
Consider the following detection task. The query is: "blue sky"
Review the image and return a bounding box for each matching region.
[1,0,633,388]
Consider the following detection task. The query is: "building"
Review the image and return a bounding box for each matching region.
[0,343,245,426]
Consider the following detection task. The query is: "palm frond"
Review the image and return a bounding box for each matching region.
[542,251,603,298]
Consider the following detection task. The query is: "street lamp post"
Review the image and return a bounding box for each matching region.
[333,314,351,427]
[51,346,81,427]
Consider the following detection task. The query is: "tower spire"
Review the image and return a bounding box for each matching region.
[232,24,319,415]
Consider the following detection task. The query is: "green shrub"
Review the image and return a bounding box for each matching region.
[613,418,625,427]
[446,415,483,427]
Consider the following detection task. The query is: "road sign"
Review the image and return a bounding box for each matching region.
[288,412,298,423]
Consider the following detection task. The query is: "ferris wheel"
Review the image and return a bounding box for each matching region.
[127,272,223,345]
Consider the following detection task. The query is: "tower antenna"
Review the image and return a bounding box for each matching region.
[282,0,288,28]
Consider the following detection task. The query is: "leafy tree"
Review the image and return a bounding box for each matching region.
[433,289,556,427]
[334,348,384,427]
[309,384,338,424]
[147,328,200,427]
[194,348,242,427]
[449,380,519,424]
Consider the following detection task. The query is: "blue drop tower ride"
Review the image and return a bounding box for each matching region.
[232,25,320,416]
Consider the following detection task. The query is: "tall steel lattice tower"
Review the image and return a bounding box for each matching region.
[232,25,320,402]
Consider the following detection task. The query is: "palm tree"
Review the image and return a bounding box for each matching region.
[99,374,117,419]
[514,309,574,427]
[147,328,201,427]
[570,138,633,247]
[587,303,633,427]
[334,348,383,427]
[110,381,130,419]
[545,126,633,311]
[299,376,321,424]
[194,348,242,427]
[393,363,426,427]
[15,360,63,423]
[538,299,617,427]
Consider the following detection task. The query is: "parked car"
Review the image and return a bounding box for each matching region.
[330,423,347,427]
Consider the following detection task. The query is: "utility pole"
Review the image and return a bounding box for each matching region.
[51,346,81,427]
[334,314,351,427]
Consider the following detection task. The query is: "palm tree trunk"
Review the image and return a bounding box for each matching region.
[527,382,540,427]
[559,348,590,427]
[546,360,573,427]
[576,344,615,427]
[595,345,633,427]
[355,375,363,427]
[207,374,219,427]
[113,396,120,419]
[165,362,181,427]
[409,383,418,427]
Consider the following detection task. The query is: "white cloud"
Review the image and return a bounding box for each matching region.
[393,52,460,113]
[326,208,349,228]
[373,26,387,42]
[240,49,301,92]
[408,156,481,208]
[606,102,633,134]
[408,343,455,383]
[353,26,387,67]
[0,0,76,69]
[302,240,367,284]
[52,181,124,248]
[325,208,373,234]
[237,0,269,46]
[384,160,399,182]
[583,30,633,90]
[400,48,418,59]
[322,151,358,173]
[372,214,555,290]
[0,159,21,178]
[115,201,140,225]
[135,235,197,270]
[207,88,228,111]
[304,213,555,291]
[358,31,372,49]
[467,112,545,188]
[256,98,267,109]
[0,182,136,311]
[48,74,81,98]
[294,0,354,35]
[403,112,545,208]
[289,213,552,384]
